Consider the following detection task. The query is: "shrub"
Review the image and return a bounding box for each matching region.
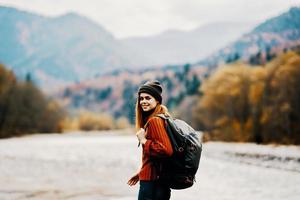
[78,111,114,131]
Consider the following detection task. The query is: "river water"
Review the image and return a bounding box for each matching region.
[0,131,299,200]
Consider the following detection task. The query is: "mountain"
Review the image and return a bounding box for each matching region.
[1,5,299,92]
[200,7,300,67]
[121,22,255,66]
[0,6,132,88]
[0,6,255,90]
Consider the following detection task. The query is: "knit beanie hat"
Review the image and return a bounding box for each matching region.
[138,80,163,104]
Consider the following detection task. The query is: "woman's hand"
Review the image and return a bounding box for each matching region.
[127,173,139,186]
[136,128,147,144]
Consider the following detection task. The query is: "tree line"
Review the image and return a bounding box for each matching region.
[0,64,64,138]
[193,50,300,144]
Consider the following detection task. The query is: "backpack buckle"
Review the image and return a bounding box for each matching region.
[178,147,184,152]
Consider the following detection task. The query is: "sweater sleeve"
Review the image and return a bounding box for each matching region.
[143,117,173,157]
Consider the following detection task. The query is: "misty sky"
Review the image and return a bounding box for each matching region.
[0,0,299,38]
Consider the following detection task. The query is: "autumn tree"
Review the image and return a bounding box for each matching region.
[260,51,300,143]
[0,64,64,138]
[194,50,300,144]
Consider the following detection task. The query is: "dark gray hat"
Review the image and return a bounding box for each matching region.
[138,80,162,104]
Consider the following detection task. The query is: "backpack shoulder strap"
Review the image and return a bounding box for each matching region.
[156,114,172,127]
[144,114,169,130]
[156,113,168,120]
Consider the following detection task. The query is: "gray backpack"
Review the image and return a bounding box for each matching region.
[155,114,202,189]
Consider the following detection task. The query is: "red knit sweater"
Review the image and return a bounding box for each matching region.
[139,116,173,180]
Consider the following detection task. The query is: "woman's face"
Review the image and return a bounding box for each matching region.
[139,93,158,112]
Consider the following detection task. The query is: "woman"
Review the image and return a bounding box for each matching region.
[127,80,173,200]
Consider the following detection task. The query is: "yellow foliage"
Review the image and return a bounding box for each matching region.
[248,67,266,105]
[249,83,263,105]
[0,64,16,94]
[280,102,291,113]
[62,113,133,132]
[214,117,229,127]
[115,117,132,129]
[194,50,300,144]
[61,117,79,131]
[260,108,271,124]
[0,64,64,137]
[79,111,114,131]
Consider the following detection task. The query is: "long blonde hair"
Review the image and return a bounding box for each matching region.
[135,98,170,129]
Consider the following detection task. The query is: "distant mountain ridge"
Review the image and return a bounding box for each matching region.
[121,21,254,66]
[2,6,299,91]
[0,6,131,88]
[200,7,300,67]
[0,5,255,90]
[253,7,300,33]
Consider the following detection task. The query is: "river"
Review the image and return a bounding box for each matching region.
[0,131,299,200]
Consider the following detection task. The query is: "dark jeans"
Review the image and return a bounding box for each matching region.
[138,180,171,200]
